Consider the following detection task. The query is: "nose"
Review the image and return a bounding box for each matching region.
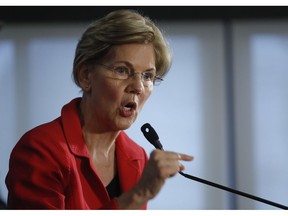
[126,73,144,95]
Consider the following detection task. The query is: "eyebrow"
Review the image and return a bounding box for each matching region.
[112,61,156,72]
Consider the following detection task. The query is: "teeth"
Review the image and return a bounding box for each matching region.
[124,106,132,111]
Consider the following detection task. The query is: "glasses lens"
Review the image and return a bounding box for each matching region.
[153,78,163,86]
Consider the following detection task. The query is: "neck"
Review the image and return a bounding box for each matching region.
[84,130,118,155]
[78,95,121,154]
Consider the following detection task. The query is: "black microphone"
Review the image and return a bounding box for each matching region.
[141,123,163,150]
[140,123,288,210]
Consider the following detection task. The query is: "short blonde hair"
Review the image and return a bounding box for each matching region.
[72,9,171,87]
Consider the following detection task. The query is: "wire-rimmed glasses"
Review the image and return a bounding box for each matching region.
[95,63,163,86]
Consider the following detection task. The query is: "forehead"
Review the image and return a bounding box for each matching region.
[104,43,156,66]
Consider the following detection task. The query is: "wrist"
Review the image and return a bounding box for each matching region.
[116,185,149,209]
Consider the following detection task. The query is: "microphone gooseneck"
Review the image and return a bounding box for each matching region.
[140,123,288,210]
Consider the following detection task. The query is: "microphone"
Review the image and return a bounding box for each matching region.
[141,123,288,210]
[141,123,163,150]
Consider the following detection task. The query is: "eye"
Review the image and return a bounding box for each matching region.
[113,66,130,76]
[142,72,155,81]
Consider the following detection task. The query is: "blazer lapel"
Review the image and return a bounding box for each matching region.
[115,132,146,193]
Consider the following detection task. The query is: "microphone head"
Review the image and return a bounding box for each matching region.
[141,123,164,150]
[141,123,159,144]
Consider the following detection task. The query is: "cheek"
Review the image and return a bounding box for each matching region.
[139,89,152,109]
[92,79,120,104]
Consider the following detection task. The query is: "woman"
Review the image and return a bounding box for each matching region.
[6,9,193,209]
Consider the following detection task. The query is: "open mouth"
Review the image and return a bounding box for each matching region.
[123,102,136,111]
[119,101,137,117]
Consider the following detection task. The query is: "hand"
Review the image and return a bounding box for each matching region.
[136,150,194,199]
[117,149,193,209]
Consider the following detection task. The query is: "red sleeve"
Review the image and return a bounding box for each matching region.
[100,198,146,210]
[100,198,119,209]
[5,130,70,209]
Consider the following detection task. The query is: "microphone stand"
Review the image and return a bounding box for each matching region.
[141,123,288,210]
[178,171,288,210]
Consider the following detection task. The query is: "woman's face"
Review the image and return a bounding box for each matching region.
[84,43,156,132]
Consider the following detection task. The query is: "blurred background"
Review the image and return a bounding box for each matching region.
[0,6,288,210]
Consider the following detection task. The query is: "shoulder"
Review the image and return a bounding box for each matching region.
[13,97,82,157]
[24,118,63,140]
[10,118,68,162]
[18,117,64,147]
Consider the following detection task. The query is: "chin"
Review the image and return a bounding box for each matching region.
[116,120,135,131]
[118,124,132,131]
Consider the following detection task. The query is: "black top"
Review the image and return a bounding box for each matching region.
[106,172,121,199]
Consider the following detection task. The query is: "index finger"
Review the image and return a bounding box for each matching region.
[177,153,194,161]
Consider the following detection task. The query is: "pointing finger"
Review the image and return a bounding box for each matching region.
[178,153,194,161]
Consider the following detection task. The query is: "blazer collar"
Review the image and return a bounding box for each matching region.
[61,98,146,193]
[116,132,146,193]
[61,97,90,158]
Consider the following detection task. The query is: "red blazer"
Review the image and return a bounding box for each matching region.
[6,98,148,209]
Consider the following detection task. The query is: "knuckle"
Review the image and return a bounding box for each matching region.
[150,149,162,160]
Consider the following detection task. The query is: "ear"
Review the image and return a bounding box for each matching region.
[77,64,92,92]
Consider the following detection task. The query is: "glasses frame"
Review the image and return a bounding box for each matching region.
[95,63,164,86]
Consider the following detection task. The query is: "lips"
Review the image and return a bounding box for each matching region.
[120,101,137,117]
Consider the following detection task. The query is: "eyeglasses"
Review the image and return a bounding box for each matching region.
[95,63,163,86]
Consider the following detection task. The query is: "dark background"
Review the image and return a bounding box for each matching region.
[1,6,288,23]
